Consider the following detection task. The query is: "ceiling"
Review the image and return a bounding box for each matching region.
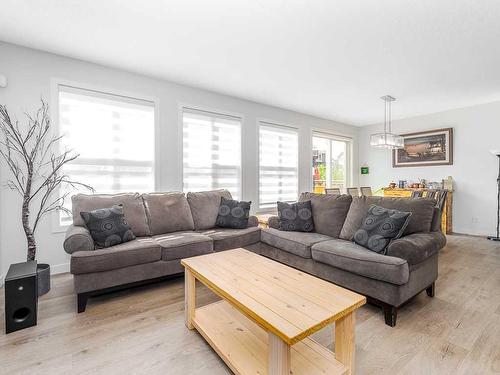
[1,0,500,126]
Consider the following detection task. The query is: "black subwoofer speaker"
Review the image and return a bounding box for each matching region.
[5,261,38,334]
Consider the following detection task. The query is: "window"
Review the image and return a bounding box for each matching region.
[58,85,155,226]
[258,122,298,210]
[312,132,351,193]
[182,107,241,198]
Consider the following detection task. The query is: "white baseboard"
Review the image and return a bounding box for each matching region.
[50,262,70,275]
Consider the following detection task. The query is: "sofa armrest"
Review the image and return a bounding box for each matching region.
[268,216,280,229]
[386,231,446,265]
[63,225,95,254]
[247,215,259,228]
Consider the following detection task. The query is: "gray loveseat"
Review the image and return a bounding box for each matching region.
[63,189,260,312]
[245,193,446,327]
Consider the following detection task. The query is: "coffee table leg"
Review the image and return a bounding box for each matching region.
[268,332,290,375]
[335,311,356,374]
[185,268,195,329]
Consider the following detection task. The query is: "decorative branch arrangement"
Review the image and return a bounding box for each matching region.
[0,100,93,261]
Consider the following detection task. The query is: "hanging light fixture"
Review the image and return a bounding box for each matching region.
[370,95,404,149]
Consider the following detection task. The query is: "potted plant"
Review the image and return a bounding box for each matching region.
[0,100,92,296]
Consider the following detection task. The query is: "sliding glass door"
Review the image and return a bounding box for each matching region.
[312,133,351,194]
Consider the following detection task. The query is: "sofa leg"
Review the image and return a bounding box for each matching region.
[426,282,435,297]
[77,293,89,313]
[382,304,397,327]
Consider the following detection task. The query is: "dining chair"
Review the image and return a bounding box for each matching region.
[425,190,438,199]
[436,190,448,211]
[346,187,360,197]
[433,190,449,232]
[325,187,341,195]
[411,190,424,198]
[359,186,372,196]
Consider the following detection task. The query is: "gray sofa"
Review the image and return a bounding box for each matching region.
[63,190,260,312]
[244,193,446,327]
[64,190,445,327]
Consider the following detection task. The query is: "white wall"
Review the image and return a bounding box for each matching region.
[358,101,500,236]
[0,42,358,280]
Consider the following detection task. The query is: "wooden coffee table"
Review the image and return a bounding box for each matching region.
[181,248,366,375]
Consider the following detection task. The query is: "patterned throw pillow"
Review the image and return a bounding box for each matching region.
[80,204,136,248]
[215,198,251,229]
[353,205,412,253]
[277,201,314,232]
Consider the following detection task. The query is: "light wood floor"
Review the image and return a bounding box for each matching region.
[0,234,499,374]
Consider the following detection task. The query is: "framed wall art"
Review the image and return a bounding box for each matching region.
[392,127,453,167]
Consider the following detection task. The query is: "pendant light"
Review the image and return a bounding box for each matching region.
[370,95,404,149]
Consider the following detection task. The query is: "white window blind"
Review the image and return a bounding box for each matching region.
[259,122,299,209]
[58,85,155,225]
[182,108,241,199]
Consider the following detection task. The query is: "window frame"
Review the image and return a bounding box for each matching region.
[50,78,160,233]
[178,103,244,199]
[257,119,299,212]
[311,129,353,193]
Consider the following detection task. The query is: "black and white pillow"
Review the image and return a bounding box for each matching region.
[215,197,251,229]
[353,205,412,253]
[277,201,314,232]
[80,204,136,248]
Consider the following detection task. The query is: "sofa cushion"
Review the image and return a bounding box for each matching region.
[143,192,195,235]
[198,226,261,251]
[277,201,314,232]
[353,205,412,253]
[187,189,233,230]
[340,196,436,241]
[261,228,332,258]
[299,192,352,238]
[430,206,443,232]
[72,193,150,237]
[153,232,213,261]
[70,237,161,274]
[311,239,409,285]
[215,198,251,229]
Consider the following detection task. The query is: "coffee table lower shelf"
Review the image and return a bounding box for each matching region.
[192,300,348,375]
